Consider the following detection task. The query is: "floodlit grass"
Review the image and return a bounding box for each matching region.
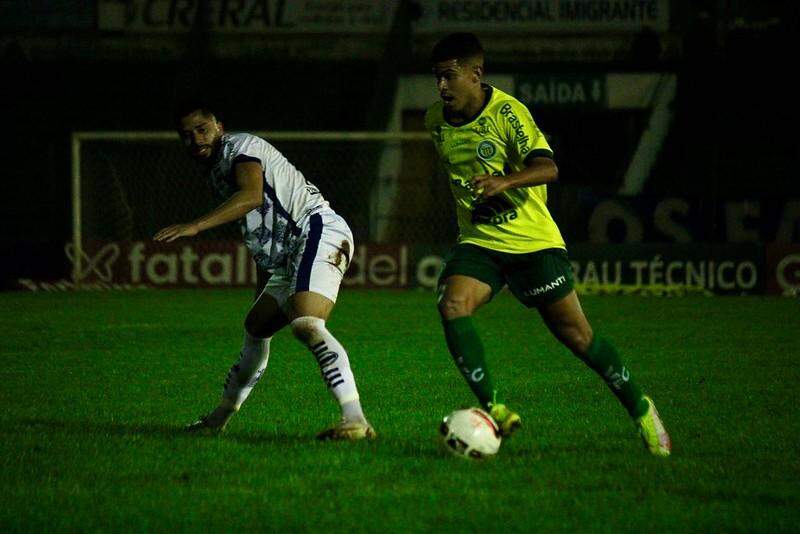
[1,289,798,531]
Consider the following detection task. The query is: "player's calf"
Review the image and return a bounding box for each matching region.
[291,316,371,429]
[187,331,270,434]
[559,324,594,358]
[221,331,271,410]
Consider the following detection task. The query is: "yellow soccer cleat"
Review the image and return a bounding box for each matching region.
[635,395,672,457]
[489,403,522,437]
[316,419,377,441]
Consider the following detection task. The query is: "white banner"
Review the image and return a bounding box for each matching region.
[98,0,394,33]
[414,0,670,33]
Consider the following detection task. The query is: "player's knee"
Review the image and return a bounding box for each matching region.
[244,313,260,337]
[438,295,473,320]
[290,316,325,344]
[244,312,271,339]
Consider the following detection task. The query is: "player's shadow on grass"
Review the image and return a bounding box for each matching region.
[10,419,480,455]
[12,417,306,444]
[221,431,445,457]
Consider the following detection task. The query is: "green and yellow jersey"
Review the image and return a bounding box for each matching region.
[425,85,566,254]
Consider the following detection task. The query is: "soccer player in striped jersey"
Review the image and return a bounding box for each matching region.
[154,102,374,440]
[426,33,670,456]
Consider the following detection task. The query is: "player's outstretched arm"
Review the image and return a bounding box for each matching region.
[471,157,558,199]
[154,161,264,242]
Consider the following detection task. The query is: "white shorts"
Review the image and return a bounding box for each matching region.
[260,210,353,308]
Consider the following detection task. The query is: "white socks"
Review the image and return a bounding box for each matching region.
[221,331,271,411]
[290,316,365,423]
[216,319,365,425]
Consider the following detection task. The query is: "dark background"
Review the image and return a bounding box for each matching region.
[1,0,797,287]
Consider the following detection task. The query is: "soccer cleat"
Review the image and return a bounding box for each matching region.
[185,406,236,435]
[316,419,377,441]
[489,403,522,437]
[635,395,672,457]
[185,415,227,434]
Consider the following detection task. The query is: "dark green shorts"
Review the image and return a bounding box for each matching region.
[438,243,574,308]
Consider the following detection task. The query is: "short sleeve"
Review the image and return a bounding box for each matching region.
[498,99,553,164]
[230,135,264,167]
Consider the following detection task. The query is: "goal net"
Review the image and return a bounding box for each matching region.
[70,131,457,284]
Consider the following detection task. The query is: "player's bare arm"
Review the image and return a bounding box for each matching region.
[154,161,263,242]
[471,157,558,198]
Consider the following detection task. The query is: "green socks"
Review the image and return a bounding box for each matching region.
[583,336,648,418]
[442,317,647,419]
[443,316,496,409]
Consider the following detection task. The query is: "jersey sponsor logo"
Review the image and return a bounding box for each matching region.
[523,275,567,297]
[499,102,531,154]
[471,196,516,225]
[450,176,483,199]
[476,140,496,160]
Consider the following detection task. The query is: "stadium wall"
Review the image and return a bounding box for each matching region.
[15,240,800,297]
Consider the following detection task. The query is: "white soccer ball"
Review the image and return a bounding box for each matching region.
[439,408,502,459]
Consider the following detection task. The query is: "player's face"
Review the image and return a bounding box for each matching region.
[433,59,482,115]
[178,111,224,162]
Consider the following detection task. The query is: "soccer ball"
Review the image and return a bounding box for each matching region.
[439,408,502,459]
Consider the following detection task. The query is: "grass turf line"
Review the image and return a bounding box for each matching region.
[0,289,798,530]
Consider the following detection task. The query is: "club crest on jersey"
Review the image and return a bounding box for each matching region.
[477,140,496,160]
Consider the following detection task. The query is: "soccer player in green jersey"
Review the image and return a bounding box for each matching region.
[426,33,671,456]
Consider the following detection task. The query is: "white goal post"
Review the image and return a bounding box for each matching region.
[70,130,443,285]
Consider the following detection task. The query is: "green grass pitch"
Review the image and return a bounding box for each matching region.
[1,289,799,531]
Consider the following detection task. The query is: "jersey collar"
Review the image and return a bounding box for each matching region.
[208,134,228,166]
[444,84,493,128]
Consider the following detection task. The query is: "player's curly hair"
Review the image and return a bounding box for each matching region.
[430,33,484,64]
[172,99,218,128]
